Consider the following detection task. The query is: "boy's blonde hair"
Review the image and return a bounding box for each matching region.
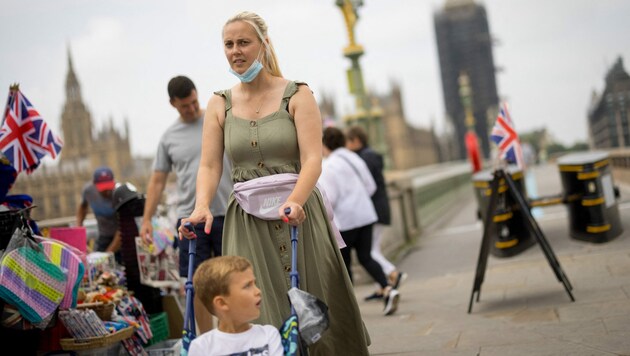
[193,255,253,315]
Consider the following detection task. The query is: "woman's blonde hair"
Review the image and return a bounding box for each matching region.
[224,11,283,78]
[192,255,253,315]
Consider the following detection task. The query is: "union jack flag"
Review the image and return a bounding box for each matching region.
[490,101,524,170]
[1,87,63,174]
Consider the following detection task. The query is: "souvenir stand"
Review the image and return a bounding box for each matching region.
[0,86,169,355]
[0,164,154,354]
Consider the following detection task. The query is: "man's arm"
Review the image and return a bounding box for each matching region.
[140,171,168,244]
[76,201,88,226]
[106,230,122,253]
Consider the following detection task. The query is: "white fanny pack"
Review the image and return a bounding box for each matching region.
[233,173,297,220]
[232,173,346,248]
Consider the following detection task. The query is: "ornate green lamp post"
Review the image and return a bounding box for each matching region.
[336,0,386,155]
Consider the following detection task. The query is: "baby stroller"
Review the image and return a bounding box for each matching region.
[280,208,329,356]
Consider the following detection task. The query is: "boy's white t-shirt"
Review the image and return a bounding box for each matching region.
[188,324,283,356]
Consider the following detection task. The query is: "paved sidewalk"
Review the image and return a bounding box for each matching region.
[356,165,630,355]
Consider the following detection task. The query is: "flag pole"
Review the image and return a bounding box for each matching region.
[2,84,19,127]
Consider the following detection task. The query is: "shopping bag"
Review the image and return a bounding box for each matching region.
[0,217,66,328]
[39,238,85,308]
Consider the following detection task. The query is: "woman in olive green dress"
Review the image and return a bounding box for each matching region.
[180,11,370,356]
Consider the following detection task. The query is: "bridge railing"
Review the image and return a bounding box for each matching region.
[609,148,630,187]
[380,161,473,261]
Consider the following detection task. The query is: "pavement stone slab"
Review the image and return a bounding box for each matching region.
[559,332,630,355]
[557,299,630,322]
[602,314,630,333]
[522,318,607,339]
[479,341,618,356]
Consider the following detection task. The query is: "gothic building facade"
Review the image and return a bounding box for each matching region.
[12,51,152,222]
[588,57,630,149]
[320,83,440,171]
[377,83,440,170]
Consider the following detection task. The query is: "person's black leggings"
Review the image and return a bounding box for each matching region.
[340,224,389,288]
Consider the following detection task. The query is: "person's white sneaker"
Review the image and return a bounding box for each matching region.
[392,271,408,290]
[383,288,400,316]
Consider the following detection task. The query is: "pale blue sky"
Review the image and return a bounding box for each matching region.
[1,0,628,158]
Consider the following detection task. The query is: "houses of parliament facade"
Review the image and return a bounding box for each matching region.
[12,52,152,222]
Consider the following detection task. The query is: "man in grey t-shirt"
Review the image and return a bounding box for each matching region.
[140,76,232,333]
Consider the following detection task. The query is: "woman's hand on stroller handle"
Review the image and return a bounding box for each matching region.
[283,207,291,223]
[178,221,197,240]
[280,202,305,226]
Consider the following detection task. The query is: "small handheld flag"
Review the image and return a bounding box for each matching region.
[1,84,63,174]
[490,101,524,170]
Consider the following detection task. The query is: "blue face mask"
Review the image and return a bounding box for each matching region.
[229,49,264,83]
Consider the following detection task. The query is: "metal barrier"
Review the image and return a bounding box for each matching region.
[472,151,626,246]
[558,151,624,243]
[472,167,536,257]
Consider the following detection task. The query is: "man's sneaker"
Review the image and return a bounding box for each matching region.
[383,288,400,316]
[392,271,408,290]
[364,291,384,302]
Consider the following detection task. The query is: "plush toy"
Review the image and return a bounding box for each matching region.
[96,271,119,287]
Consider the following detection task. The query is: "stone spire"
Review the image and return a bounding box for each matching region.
[605,56,629,86]
[65,46,82,103]
[60,46,93,163]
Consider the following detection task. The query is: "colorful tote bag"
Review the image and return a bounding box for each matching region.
[40,239,85,308]
[0,225,66,326]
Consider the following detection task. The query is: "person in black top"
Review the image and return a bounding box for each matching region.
[345,126,407,300]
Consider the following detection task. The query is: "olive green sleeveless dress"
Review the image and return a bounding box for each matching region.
[215,81,370,355]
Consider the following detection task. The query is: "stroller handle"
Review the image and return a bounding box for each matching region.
[182,221,197,353]
[182,221,197,277]
[284,208,300,290]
